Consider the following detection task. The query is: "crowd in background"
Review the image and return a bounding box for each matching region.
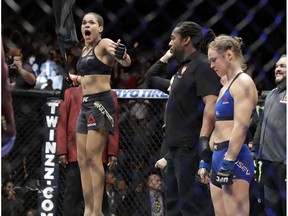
[2,22,284,216]
[3,25,179,93]
[3,22,272,94]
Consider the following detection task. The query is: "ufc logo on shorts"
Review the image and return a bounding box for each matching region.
[216,176,228,183]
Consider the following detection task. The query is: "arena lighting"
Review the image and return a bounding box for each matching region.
[274,16,282,24]
[231,31,238,36]
[260,33,267,41]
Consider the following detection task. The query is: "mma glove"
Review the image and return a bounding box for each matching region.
[216,159,235,185]
[115,43,127,60]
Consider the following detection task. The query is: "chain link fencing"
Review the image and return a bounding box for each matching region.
[3,89,168,216]
[1,0,286,215]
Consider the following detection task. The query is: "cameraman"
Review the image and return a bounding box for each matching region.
[7,48,36,89]
[6,48,39,193]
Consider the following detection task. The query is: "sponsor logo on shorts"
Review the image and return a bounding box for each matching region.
[87,114,96,127]
[83,97,88,102]
[235,160,251,175]
[94,101,114,127]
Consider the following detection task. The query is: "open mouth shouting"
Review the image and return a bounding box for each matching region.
[84,30,91,36]
[83,29,92,41]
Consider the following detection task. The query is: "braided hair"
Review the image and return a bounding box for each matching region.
[174,21,215,54]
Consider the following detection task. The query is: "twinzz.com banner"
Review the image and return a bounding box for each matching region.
[37,98,61,216]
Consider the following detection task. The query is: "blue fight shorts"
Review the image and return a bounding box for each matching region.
[76,91,116,134]
[210,141,254,188]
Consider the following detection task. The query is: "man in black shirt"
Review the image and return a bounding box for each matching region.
[146,21,221,216]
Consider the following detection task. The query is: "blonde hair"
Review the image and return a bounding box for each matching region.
[209,34,246,70]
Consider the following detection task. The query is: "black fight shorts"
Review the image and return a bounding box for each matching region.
[76,91,116,134]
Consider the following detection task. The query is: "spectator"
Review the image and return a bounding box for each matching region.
[105,171,122,216]
[119,180,149,216]
[26,208,36,216]
[34,71,47,89]
[6,46,41,194]
[39,53,58,78]
[36,50,64,90]
[43,79,54,90]
[116,178,129,202]
[5,47,36,89]
[1,179,25,216]
[119,71,138,89]
[119,173,165,216]
[247,91,266,216]
[252,54,286,216]
[147,173,165,216]
[115,177,131,216]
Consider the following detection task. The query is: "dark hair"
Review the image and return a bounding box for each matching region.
[2,179,14,194]
[209,34,246,70]
[174,21,215,54]
[84,12,104,27]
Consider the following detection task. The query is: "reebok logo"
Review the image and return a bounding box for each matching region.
[87,114,96,127]
[222,98,229,104]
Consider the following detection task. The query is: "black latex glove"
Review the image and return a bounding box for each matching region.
[197,136,212,163]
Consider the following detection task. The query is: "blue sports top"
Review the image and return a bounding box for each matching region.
[76,40,112,76]
[215,72,243,121]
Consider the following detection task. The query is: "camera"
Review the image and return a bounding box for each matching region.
[6,48,22,65]
[5,48,22,83]
[5,55,14,65]
[5,54,17,80]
